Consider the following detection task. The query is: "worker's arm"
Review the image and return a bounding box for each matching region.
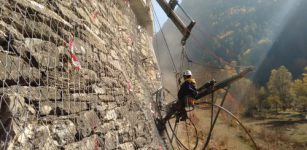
[187,83,198,98]
[198,80,216,91]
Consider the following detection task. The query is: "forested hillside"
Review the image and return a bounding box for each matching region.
[153,1,307,149]
[154,0,307,85]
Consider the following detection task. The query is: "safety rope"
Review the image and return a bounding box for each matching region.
[185,121,190,149]
[178,45,187,87]
[154,89,175,150]
[167,117,198,150]
[151,2,178,74]
[154,87,198,150]
[172,96,198,150]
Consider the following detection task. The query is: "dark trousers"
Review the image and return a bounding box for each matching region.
[162,97,188,123]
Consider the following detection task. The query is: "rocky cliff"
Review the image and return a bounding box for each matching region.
[0,0,162,149]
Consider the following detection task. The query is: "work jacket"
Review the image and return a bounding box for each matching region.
[177,78,197,101]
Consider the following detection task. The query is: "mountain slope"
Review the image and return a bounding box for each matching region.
[154,0,307,85]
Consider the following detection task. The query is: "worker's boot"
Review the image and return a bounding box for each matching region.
[180,111,188,121]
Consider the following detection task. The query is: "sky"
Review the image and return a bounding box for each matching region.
[152,0,183,32]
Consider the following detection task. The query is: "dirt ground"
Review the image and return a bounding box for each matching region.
[164,108,307,150]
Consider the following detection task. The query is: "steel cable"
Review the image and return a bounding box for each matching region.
[195,103,258,150]
[151,2,178,74]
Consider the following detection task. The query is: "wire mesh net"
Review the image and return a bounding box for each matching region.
[0,0,98,148]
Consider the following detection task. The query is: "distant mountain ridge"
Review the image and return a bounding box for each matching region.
[154,0,307,85]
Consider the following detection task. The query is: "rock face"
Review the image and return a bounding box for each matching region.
[0,0,162,149]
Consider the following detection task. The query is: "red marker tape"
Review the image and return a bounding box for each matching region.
[69,36,81,70]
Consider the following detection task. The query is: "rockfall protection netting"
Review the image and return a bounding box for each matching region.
[0,0,161,149]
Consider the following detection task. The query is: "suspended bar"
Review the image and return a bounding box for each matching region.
[196,67,253,99]
[169,0,177,10]
[156,0,196,45]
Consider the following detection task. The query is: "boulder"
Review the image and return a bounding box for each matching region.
[39,101,88,115]
[76,111,100,137]
[105,131,118,150]
[50,120,77,146]
[118,142,134,150]
[104,109,117,121]
[24,38,60,69]
[0,86,60,101]
[0,55,41,84]
[64,134,102,150]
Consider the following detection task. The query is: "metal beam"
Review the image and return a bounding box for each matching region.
[196,67,253,99]
[156,0,194,45]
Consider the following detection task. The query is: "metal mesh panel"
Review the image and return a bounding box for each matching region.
[2,1,80,149]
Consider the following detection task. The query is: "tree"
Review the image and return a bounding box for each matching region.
[291,67,307,111]
[266,95,282,112]
[257,86,267,112]
[240,84,259,117]
[267,66,293,111]
[303,66,307,87]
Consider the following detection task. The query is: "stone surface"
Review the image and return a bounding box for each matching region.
[32,125,59,150]
[104,109,117,121]
[64,135,102,150]
[39,101,88,115]
[75,110,101,137]
[91,84,106,94]
[119,142,134,150]
[71,93,99,102]
[51,120,77,146]
[135,137,147,148]
[105,131,118,150]
[24,38,60,69]
[0,55,41,84]
[0,86,60,101]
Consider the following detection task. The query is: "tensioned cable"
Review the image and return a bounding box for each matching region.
[155,87,198,150]
[184,50,251,72]
[169,13,233,67]
[151,2,178,74]
[195,103,258,150]
[153,89,175,150]
[167,117,198,150]
[172,7,248,70]
[203,87,229,149]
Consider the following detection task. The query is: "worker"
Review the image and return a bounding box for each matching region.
[176,70,197,121]
[156,70,197,132]
[156,70,215,133]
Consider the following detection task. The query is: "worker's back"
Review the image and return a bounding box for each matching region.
[177,79,197,100]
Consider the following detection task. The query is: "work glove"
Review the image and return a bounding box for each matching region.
[193,91,198,98]
[209,79,216,86]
